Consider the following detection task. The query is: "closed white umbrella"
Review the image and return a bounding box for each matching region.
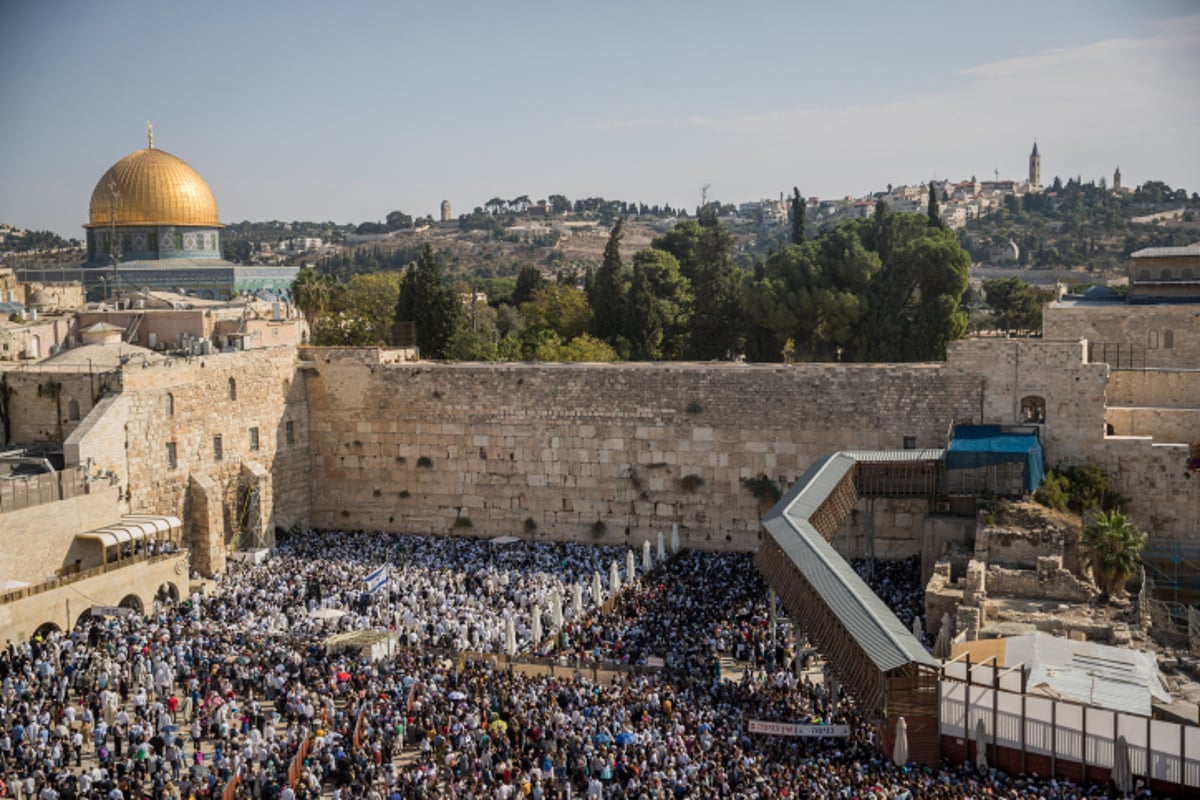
[626,549,637,583]
[1113,734,1132,795]
[975,717,989,772]
[934,614,952,660]
[643,539,653,572]
[892,716,909,766]
[912,615,923,641]
[671,523,680,554]
[610,560,621,594]
[657,531,666,561]
[551,591,563,628]
[531,604,542,648]
[593,572,603,606]
[572,583,583,616]
[505,616,516,656]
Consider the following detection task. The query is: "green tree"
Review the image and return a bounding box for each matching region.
[548,194,572,215]
[1081,510,1145,600]
[385,210,412,231]
[512,265,547,306]
[689,218,744,359]
[790,187,806,245]
[982,277,1048,333]
[313,271,403,345]
[626,248,693,360]
[291,266,338,335]
[588,218,629,344]
[520,284,593,341]
[558,333,619,362]
[927,181,942,228]
[394,244,463,358]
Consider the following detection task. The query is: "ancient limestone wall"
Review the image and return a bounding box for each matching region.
[305,353,984,549]
[1108,370,1200,409]
[1092,437,1199,544]
[1042,304,1200,369]
[1,369,117,446]
[0,485,122,584]
[118,347,310,544]
[1106,406,1196,444]
[63,394,132,495]
[945,339,1109,465]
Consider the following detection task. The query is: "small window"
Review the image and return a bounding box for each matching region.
[67,399,80,421]
[249,427,260,451]
[1163,329,1174,349]
[166,392,174,416]
[902,436,916,450]
[285,420,295,445]
[166,442,177,469]
[1020,395,1046,424]
[228,378,237,401]
[1148,330,1159,349]
[213,435,223,461]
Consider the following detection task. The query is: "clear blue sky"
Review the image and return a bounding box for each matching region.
[2,0,1197,238]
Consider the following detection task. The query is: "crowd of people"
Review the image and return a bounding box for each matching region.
[0,531,1153,799]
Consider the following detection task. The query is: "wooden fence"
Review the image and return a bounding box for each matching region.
[0,466,89,513]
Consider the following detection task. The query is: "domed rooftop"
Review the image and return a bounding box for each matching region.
[86,143,221,229]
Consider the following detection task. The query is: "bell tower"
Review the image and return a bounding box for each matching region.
[1113,166,1122,193]
[1028,140,1041,189]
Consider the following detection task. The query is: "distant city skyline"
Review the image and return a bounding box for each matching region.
[1,0,1198,239]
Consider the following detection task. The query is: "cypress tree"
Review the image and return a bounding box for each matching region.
[790,187,807,244]
[588,218,628,344]
[927,181,943,228]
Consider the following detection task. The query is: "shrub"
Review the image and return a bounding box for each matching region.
[680,474,705,493]
[591,519,607,537]
[742,474,781,507]
[685,400,703,414]
[1035,464,1124,512]
[524,517,538,533]
[452,516,473,529]
[416,456,434,469]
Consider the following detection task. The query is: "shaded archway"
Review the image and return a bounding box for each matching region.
[32,621,61,641]
[156,582,180,603]
[118,594,144,616]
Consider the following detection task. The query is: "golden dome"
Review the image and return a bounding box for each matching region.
[87,147,222,228]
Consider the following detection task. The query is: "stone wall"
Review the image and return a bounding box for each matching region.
[0,553,187,642]
[304,353,985,549]
[1042,303,1200,369]
[1106,406,1196,444]
[1,369,118,446]
[0,485,122,585]
[944,338,1109,465]
[1108,370,1200,409]
[832,497,931,560]
[118,347,311,548]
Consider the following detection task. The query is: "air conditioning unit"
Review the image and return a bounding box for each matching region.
[933,500,951,514]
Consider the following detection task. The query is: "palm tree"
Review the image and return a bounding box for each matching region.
[291,266,335,339]
[1081,509,1145,601]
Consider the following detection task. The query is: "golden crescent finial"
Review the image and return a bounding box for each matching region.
[147,120,154,149]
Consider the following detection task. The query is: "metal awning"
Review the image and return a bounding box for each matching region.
[76,514,182,549]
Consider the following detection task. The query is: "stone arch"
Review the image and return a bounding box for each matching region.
[75,609,94,629]
[32,621,61,641]
[1019,395,1046,424]
[1139,269,1150,280]
[1163,329,1174,349]
[67,398,80,421]
[156,582,180,603]
[1184,268,1195,280]
[1160,268,1172,280]
[118,594,144,616]
[29,334,41,359]
[166,392,175,416]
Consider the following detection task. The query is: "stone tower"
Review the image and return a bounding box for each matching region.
[440,200,452,222]
[1028,141,1041,188]
[1113,166,1122,193]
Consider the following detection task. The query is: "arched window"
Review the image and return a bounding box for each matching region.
[166,392,174,416]
[1183,268,1195,280]
[1020,395,1046,424]
[228,378,237,401]
[1148,330,1159,349]
[67,399,80,421]
[1160,269,1173,280]
[1139,269,1150,280]
[1163,329,1174,349]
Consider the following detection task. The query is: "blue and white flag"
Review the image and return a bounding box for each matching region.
[365,565,389,594]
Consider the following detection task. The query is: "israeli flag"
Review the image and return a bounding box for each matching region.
[365,565,389,594]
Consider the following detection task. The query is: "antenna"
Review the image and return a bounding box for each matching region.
[108,178,122,300]
[700,183,711,209]
[994,167,999,183]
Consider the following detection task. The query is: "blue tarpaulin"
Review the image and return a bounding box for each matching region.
[946,425,1045,493]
